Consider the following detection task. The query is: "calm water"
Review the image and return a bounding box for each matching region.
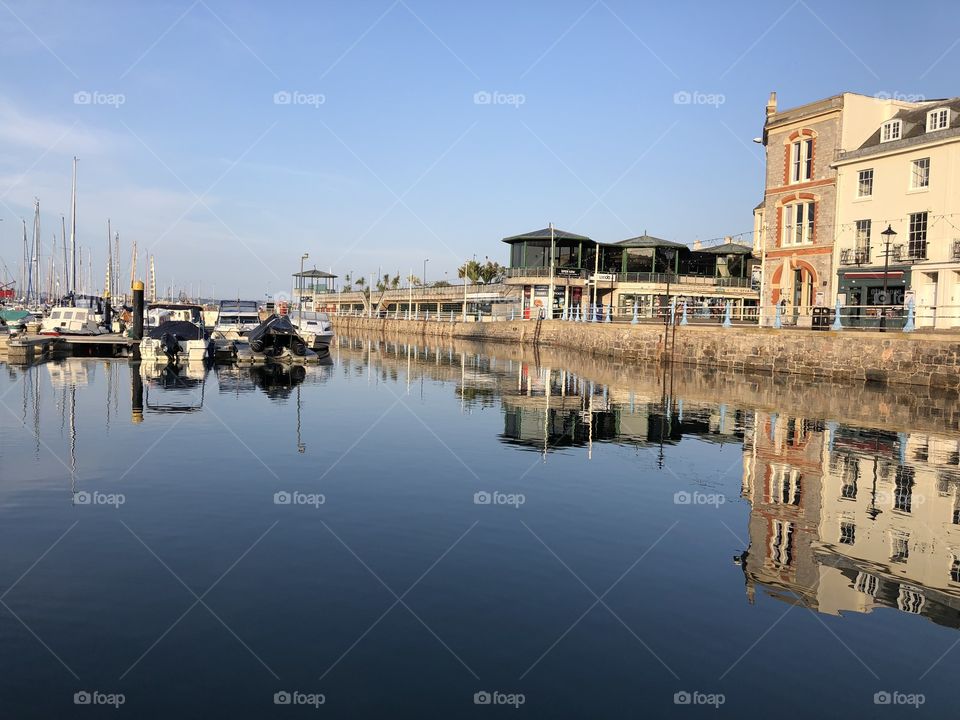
[1,335,958,718]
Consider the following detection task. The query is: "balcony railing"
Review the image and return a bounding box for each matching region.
[504,267,751,288]
[953,239,960,260]
[840,247,871,265]
[893,243,927,262]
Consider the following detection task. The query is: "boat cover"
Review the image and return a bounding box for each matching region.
[146,320,206,341]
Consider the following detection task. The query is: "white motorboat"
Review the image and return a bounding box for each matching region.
[39,306,107,336]
[291,311,334,351]
[212,300,261,339]
[139,303,213,363]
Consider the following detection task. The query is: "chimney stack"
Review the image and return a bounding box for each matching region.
[693,238,703,250]
[766,91,777,119]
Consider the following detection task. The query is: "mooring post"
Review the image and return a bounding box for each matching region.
[104,292,113,332]
[680,302,688,326]
[831,297,843,331]
[903,299,916,333]
[773,302,782,329]
[722,300,732,328]
[132,280,144,340]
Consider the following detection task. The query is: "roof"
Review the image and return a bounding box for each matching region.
[502,228,592,243]
[607,234,685,249]
[695,242,755,255]
[856,97,960,151]
[293,269,338,278]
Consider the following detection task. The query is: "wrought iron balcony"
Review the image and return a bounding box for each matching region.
[840,247,871,265]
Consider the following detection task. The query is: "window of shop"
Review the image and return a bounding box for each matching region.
[510,243,524,267]
[857,168,873,197]
[525,242,548,268]
[624,248,653,273]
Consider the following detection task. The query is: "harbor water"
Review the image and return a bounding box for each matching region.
[0,334,957,717]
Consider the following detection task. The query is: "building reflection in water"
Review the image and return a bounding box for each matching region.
[740,410,960,629]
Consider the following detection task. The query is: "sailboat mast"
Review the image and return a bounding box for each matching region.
[61,216,68,301]
[106,219,112,299]
[69,156,77,296]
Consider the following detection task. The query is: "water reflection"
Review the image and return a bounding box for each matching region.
[8,338,960,638]
[332,333,960,628]
[740,411,960,628]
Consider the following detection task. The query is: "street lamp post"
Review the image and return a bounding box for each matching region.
[879,225,897,332]
[298,252,309,321]
[662,248,676,350]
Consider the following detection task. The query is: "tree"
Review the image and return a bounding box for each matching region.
[478,261,506,284]
[390,274,401,289]
[406,275,422,287]
[432,280,452,287]
[458,260,482,283]
[342,272,353,292]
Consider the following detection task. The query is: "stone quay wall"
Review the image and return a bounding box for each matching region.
[330,316,960,391]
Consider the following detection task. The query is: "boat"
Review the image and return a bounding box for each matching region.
[212,299,261,339]
[245,314,308,359]
[139,303,213,363]
[39,297,109,336]
[290,311,334,351]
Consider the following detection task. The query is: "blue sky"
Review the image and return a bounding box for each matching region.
[1,0,958,298]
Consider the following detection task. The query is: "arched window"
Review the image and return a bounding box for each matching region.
[784,129,816,184]
[782,200,815,245]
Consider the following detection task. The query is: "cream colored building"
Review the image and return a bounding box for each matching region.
[833,98,960,329]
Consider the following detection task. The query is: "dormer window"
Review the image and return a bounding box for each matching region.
[927,108,950,132]
[881,119,902,143]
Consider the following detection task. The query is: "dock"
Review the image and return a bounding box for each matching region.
[0,333,138,363]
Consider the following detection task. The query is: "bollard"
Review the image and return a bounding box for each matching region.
[132,280,144,340]
[722,300,732,328]
[903,299,915,332]
[680,302,688,326]
[631,301,638,325]
[773,302,782,329]
[605,303,612,323]
[831,298,843,331]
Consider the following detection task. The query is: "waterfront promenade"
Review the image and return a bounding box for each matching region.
[331,315,960,390]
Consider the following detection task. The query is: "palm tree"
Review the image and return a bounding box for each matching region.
[458,260,482,283]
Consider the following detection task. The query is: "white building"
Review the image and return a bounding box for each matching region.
[833,98,960,329]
